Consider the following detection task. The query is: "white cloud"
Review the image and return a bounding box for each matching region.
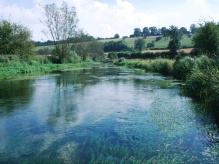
[1,0,219,41]
[187,0,205,5]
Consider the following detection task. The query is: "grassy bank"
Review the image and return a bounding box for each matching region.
[173,56,219,108]
[0,55,93,80]
[115,58,174,76]
[115,56,219,109]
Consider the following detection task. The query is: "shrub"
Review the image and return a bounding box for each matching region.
[185,68,219,107]
[155,36,163,42]
[173,56,195,80]
[62,51,81,63]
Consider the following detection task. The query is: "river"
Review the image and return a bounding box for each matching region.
[0,64,219,163]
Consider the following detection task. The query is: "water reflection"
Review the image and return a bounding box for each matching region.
[0,79,35,116]
[0,64,219,163]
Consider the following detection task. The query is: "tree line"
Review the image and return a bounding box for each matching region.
[129,25,196,38]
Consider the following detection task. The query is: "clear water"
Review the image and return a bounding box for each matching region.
[0,64,219,163]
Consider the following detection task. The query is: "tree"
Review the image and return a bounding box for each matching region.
[42,2,80,63]
[103,40,129,52]
[180,27,189,34]
[134,28,142,37]
[149,26,158,36]
[0,19,34,57]
[192,21,219,57]
[134,38,145,51]
[190,24,197,34]
[114,33,120,38]
[161,27,167,36]
[142,27,150,37]
[165,25,182,58]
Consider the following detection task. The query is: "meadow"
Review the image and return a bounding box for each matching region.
[99,35,193,50]
[0,55,93,80]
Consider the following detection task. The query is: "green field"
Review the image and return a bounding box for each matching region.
[99,35,193,50]
[36,35,194,53]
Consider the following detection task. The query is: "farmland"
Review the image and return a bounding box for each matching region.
[98,34,193,51]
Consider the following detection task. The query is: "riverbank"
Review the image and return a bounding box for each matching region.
[0,56,94,80]
[115,56,219,109]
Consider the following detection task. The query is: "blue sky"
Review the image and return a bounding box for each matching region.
[1,0,219,41]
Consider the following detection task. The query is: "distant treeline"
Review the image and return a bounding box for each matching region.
[34,35,95,47]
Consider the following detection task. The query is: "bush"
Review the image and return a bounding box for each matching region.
[147,42,154,48]
[115,59,174,76]
[156,36,163,42]
[62,51,81,63]
[185,68,219,107]
[0,19,35,57]
[173,56,195,80]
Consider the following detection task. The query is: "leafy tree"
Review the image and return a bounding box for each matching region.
[134,28,142,37]
[42,2,80,63]
[134,38,145,51]
[147,42,154,48]
[142,27,150,37]
[192,21,219,57]
[180,27,189,34]
[190,24,197,34]
[149,26,158,36]
[165,25,182,58]
[114,33,120,38]
[103,40,129,52]
[161,27,167,36]
[0,19,34,57]
[73,40,104,61]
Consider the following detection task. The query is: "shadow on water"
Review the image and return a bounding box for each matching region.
[0,63,219,163]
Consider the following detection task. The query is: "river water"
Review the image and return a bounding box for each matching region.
[0,64,219,163]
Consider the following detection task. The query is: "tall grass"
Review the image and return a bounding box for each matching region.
[0,55,92,80]
[173,55,219,108]
[116,58,174,76]
[117,55,219,108]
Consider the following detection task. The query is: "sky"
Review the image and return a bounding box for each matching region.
[0,0,219,41]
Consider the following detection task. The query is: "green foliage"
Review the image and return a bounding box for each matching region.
[185,68,219,106]
[73,41,104,61]
[114,33,120,38]
[192,21,219,57]
[103,40,130,52]
[134,38,145,51]
[0,19,35,57]
[42,2,80,63]
[0,55,92,80]
[165,26,182,58]
[99,35,193,51]
[107,52,118,60]
[173,55,219,108]
[156,36,163,42]
[115,59,174,76]
[173,56,195,80]
[147,42,154,48]
[134,28,142,37]
[62,51,82,63]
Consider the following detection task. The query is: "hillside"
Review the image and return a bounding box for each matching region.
[35,35,193,54]
[99,35,193,50]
